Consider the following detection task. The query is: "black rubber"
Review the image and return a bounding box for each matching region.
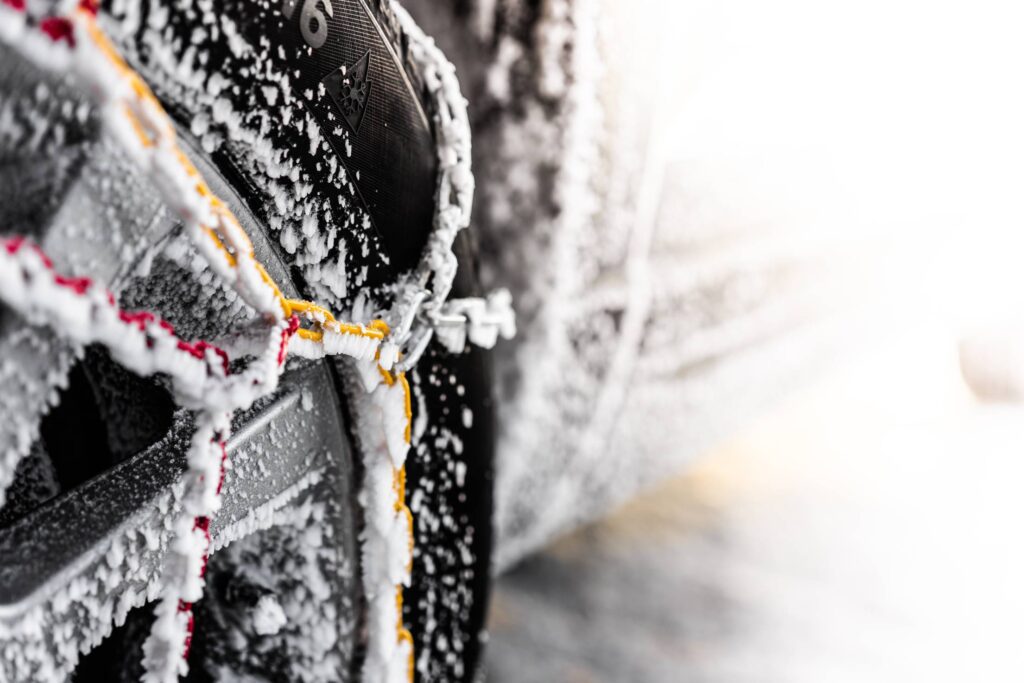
[226,0,439,278]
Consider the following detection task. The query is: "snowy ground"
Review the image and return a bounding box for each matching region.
[484,324,1024,682]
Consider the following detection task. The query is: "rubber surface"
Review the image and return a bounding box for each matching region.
[231,0,439,277]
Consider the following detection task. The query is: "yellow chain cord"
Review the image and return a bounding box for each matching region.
[380,364,415,676]
[77,9,416,676]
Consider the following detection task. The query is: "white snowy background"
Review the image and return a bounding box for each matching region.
[479,0,1024,680]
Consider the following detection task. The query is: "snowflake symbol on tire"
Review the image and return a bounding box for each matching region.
[323,51,372,133]
[341,78,368,117]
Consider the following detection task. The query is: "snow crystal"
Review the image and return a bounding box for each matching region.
[251,594,287,636]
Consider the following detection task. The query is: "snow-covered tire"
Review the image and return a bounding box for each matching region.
[0,1,494,681]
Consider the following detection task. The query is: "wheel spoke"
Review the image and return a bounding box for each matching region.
[0,361,352,680]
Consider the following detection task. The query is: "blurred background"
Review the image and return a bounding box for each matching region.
[403,0,1024,680]
[485,332,1024,682]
